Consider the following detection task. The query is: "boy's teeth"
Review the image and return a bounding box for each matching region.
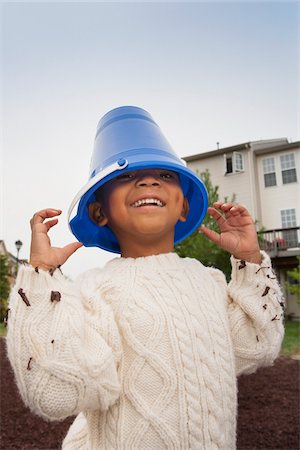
[132,198,163,207]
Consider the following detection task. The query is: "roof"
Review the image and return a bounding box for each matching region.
[183,139,300,162]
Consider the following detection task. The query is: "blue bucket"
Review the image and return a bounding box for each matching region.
[68,106,208,253]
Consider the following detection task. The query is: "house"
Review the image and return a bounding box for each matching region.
[0,240,27,286]
[184,138,300,319]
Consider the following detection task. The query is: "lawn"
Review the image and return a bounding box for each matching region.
[0,323,6,337]
[281,320,300,356]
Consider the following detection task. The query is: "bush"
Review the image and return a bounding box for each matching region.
[175,169,235,281]
[0,254,10,322]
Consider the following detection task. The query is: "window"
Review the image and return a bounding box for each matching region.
[281,208,298,247]
[280,153,297,184]
[226,156,233,174]
[234,153,244,171]
[262,157,276,187]
[281,208,297,228]
[224,152,244,174]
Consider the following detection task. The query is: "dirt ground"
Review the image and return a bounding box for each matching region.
[0,338,299,450]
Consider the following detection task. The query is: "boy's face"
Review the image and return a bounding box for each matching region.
[89,168,189,256]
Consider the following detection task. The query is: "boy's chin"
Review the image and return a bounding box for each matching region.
[133,227,176,243]
[135,220,176,234]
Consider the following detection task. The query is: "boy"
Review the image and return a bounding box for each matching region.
[7,106,284,450]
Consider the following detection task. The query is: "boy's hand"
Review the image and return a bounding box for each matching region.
[200,202,262,264]
[30,209,83,271]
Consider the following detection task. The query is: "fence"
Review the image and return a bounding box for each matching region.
[258,227,300,254]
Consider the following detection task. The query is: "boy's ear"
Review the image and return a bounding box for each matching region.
[178,198,189,223]
[88,202,108,227]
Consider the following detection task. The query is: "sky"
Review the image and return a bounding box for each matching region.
[1,1,299,278]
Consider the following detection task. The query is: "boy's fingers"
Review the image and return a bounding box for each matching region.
[199,225,221,244]
[31,218,59,234]
[213,202,248,214]
[61,242,83,261]
[30,209,62,228]
[210,203,250,220]
[227,207,239,216]
[212,201,222,208]
[219,203,235,213]
[235,205,249,215]
[207,207,226,225]
[212,202,230,211]
[44,219,59,231]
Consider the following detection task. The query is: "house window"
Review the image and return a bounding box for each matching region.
[281,208,298,247]
[262,157,276,187]
[234,153,244,171]
[281,208,297,228]
[226,156,233,174]
[280,153,297,184]
[224,152,244,174]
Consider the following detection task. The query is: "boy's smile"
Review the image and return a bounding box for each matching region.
[130,196,165,208]
[89,168,189,257]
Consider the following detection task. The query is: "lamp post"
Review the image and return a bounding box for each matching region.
[15,240,23,274]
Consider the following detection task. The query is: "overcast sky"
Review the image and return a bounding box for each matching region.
[1,1,299,278]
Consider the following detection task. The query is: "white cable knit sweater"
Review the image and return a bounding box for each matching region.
[6,252,284,450]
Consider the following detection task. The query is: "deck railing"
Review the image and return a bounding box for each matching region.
[257,227,300,254]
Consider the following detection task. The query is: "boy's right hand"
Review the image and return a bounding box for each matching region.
[30,209,83,271]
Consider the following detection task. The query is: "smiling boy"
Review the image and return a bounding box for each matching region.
[6,106,284,450]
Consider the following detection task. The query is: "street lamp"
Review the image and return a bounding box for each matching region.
[15,240,23,274]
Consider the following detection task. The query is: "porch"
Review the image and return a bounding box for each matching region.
[258,227,299,320]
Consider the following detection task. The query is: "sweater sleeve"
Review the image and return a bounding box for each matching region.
[209,251,285,377]
[6,264,122,422]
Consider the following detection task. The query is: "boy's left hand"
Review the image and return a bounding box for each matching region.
[200,202,262,264]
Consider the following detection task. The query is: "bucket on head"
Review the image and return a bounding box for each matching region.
[68,106,208,253]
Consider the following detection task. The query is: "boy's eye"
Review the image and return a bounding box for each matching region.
[115,170,178,181]
[116,172,135,180]
[159,171,175,180]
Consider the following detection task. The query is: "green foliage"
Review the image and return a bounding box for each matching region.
[175,169,235,280]
[0,254,10,322]
[0,322,6,337]
[286,257,300,304]
[281,321,300,355]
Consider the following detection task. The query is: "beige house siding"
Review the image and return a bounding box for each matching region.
[188,149,259,221]
[256,148,300,230]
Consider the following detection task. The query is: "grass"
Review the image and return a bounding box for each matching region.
[281,320,300,356]
[0,322,7,337]
[0,320,299,354]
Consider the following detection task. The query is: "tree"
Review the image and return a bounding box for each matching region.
[175,169,235,280]
[0,254,10,322]
[286,257,300,304]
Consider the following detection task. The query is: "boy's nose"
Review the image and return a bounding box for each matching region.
[136,171,161,187]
